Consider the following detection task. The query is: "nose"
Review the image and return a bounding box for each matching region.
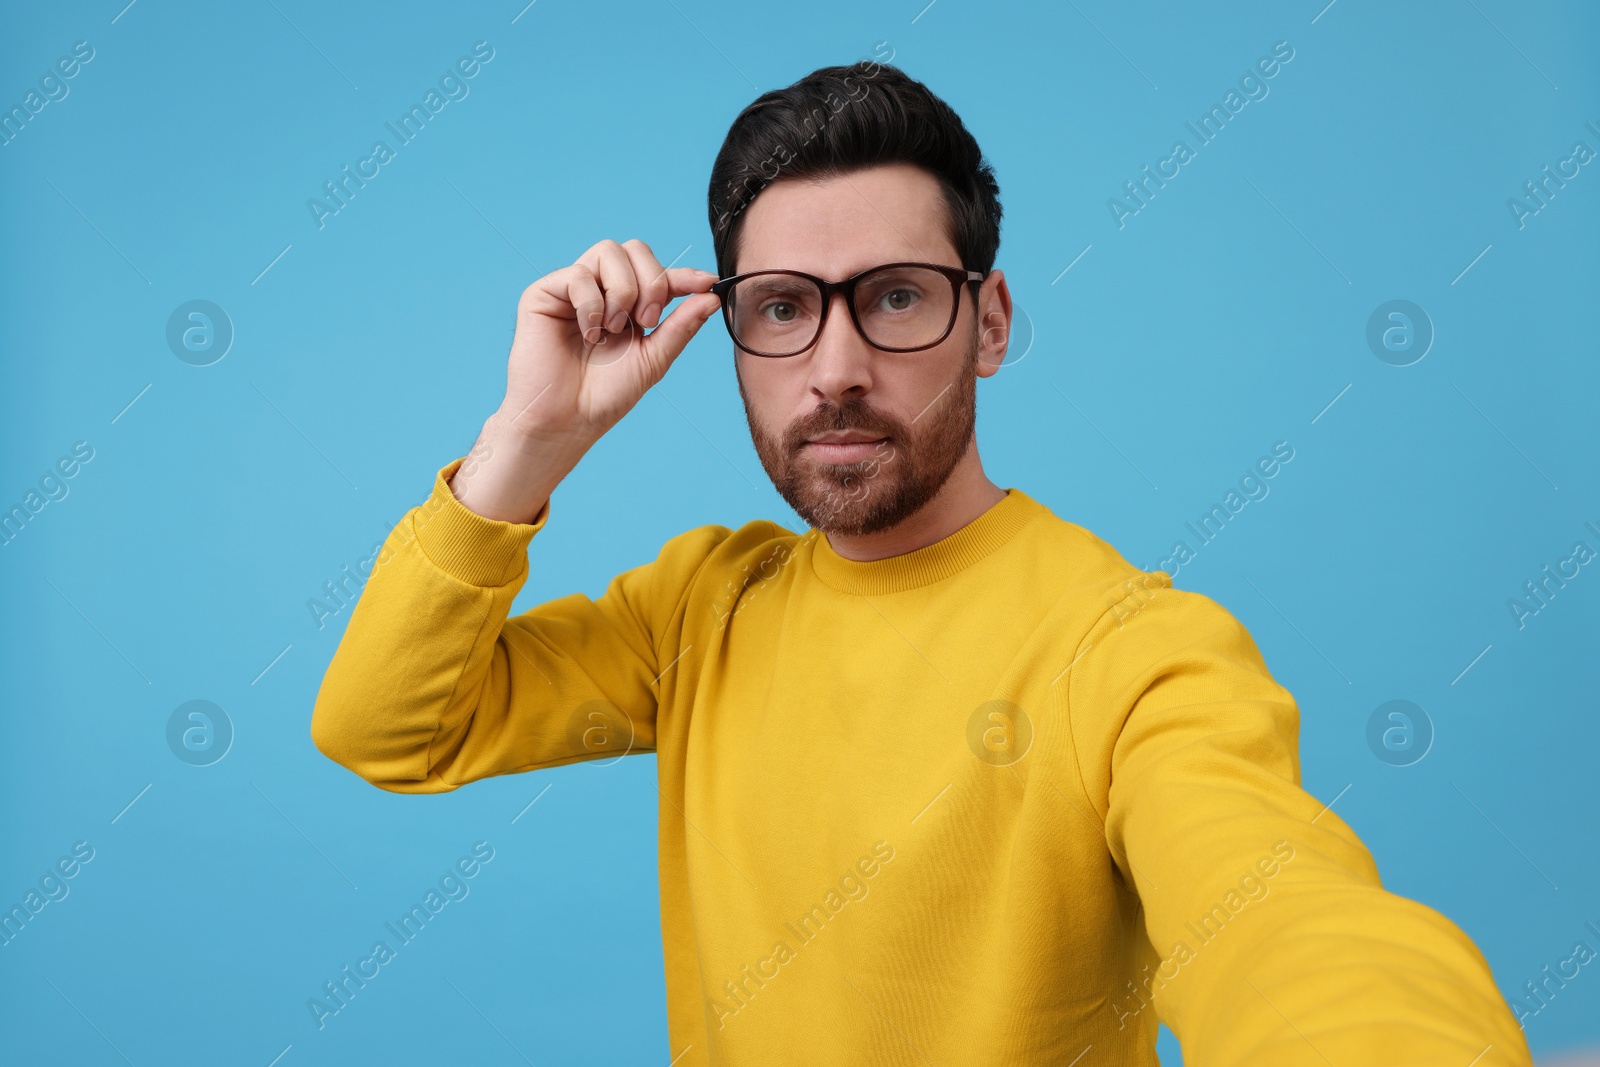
[805,290,874,405]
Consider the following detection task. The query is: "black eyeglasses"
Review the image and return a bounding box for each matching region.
[709,261,986,358]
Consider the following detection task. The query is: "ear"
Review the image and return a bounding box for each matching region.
[974,269,1012,378]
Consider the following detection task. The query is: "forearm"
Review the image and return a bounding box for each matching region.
[447,406,594,525]
[1127,810,1531,1065]
[1185,878,1528,1066]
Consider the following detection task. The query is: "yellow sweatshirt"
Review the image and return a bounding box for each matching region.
[311,454,1533,1067]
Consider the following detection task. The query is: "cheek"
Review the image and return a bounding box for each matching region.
[750,373,816,443]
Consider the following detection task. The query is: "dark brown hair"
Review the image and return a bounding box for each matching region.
[707,61,1002,296]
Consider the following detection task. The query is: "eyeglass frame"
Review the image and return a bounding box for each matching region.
[708,261,988,358]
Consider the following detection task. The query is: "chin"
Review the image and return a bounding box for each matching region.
[800,470,926,536]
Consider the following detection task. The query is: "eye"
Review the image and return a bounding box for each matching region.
[876,288,919,312]
[762,301,799,323]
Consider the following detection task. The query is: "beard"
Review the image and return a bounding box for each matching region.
[737,330,979,537]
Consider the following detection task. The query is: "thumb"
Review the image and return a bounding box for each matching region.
[641,291,723,367]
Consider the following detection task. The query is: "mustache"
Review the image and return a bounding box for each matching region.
[788,403,899,449]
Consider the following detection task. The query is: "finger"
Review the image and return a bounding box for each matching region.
[524,264,609,343]
[661,266,721,299]
[563,265,608,344]
[581,240,640,335]
[640,291,722,369]
[619,240,672,329]
[523,262,714,343]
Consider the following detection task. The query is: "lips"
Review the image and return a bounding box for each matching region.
[804,435,890,463]
[808,433,885,445]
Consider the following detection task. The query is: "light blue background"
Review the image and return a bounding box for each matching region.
[2,1,1597,1063]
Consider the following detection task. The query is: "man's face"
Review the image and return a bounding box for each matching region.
[730,163,1009,536]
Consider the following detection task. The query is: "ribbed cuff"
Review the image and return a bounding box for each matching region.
[410,456,549,587]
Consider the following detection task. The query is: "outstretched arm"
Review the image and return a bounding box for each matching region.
[1068,578,1531,1065]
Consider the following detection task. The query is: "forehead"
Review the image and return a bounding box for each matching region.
[734,162,958,278]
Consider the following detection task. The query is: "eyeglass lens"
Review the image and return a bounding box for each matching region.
[727,265,956,356]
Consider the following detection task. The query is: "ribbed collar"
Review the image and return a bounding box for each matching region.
[808,488,1043,596]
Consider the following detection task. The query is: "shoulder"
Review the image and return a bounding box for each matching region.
[654,515,804,570]
[1009,489,1176,621]
[632,515,806,599]
[1009,491,1270,673]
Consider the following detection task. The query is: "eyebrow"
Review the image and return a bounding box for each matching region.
[741,274,818,291]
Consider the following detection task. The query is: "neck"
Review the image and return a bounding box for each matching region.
[822,446,1007,562]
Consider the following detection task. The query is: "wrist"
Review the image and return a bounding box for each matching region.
[446,412,589,525]
[483,405,596,459]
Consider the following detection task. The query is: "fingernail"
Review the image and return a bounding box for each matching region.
[608,310,628,332]
[642,303,661,327]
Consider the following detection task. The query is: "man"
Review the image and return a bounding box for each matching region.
[311,62,1532,1065]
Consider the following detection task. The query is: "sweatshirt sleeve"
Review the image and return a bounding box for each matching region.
[1067,576,1532,1066]
[310,455,729,794]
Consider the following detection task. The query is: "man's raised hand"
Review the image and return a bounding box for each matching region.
[448,239,722,524]
[501,238,721,443]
